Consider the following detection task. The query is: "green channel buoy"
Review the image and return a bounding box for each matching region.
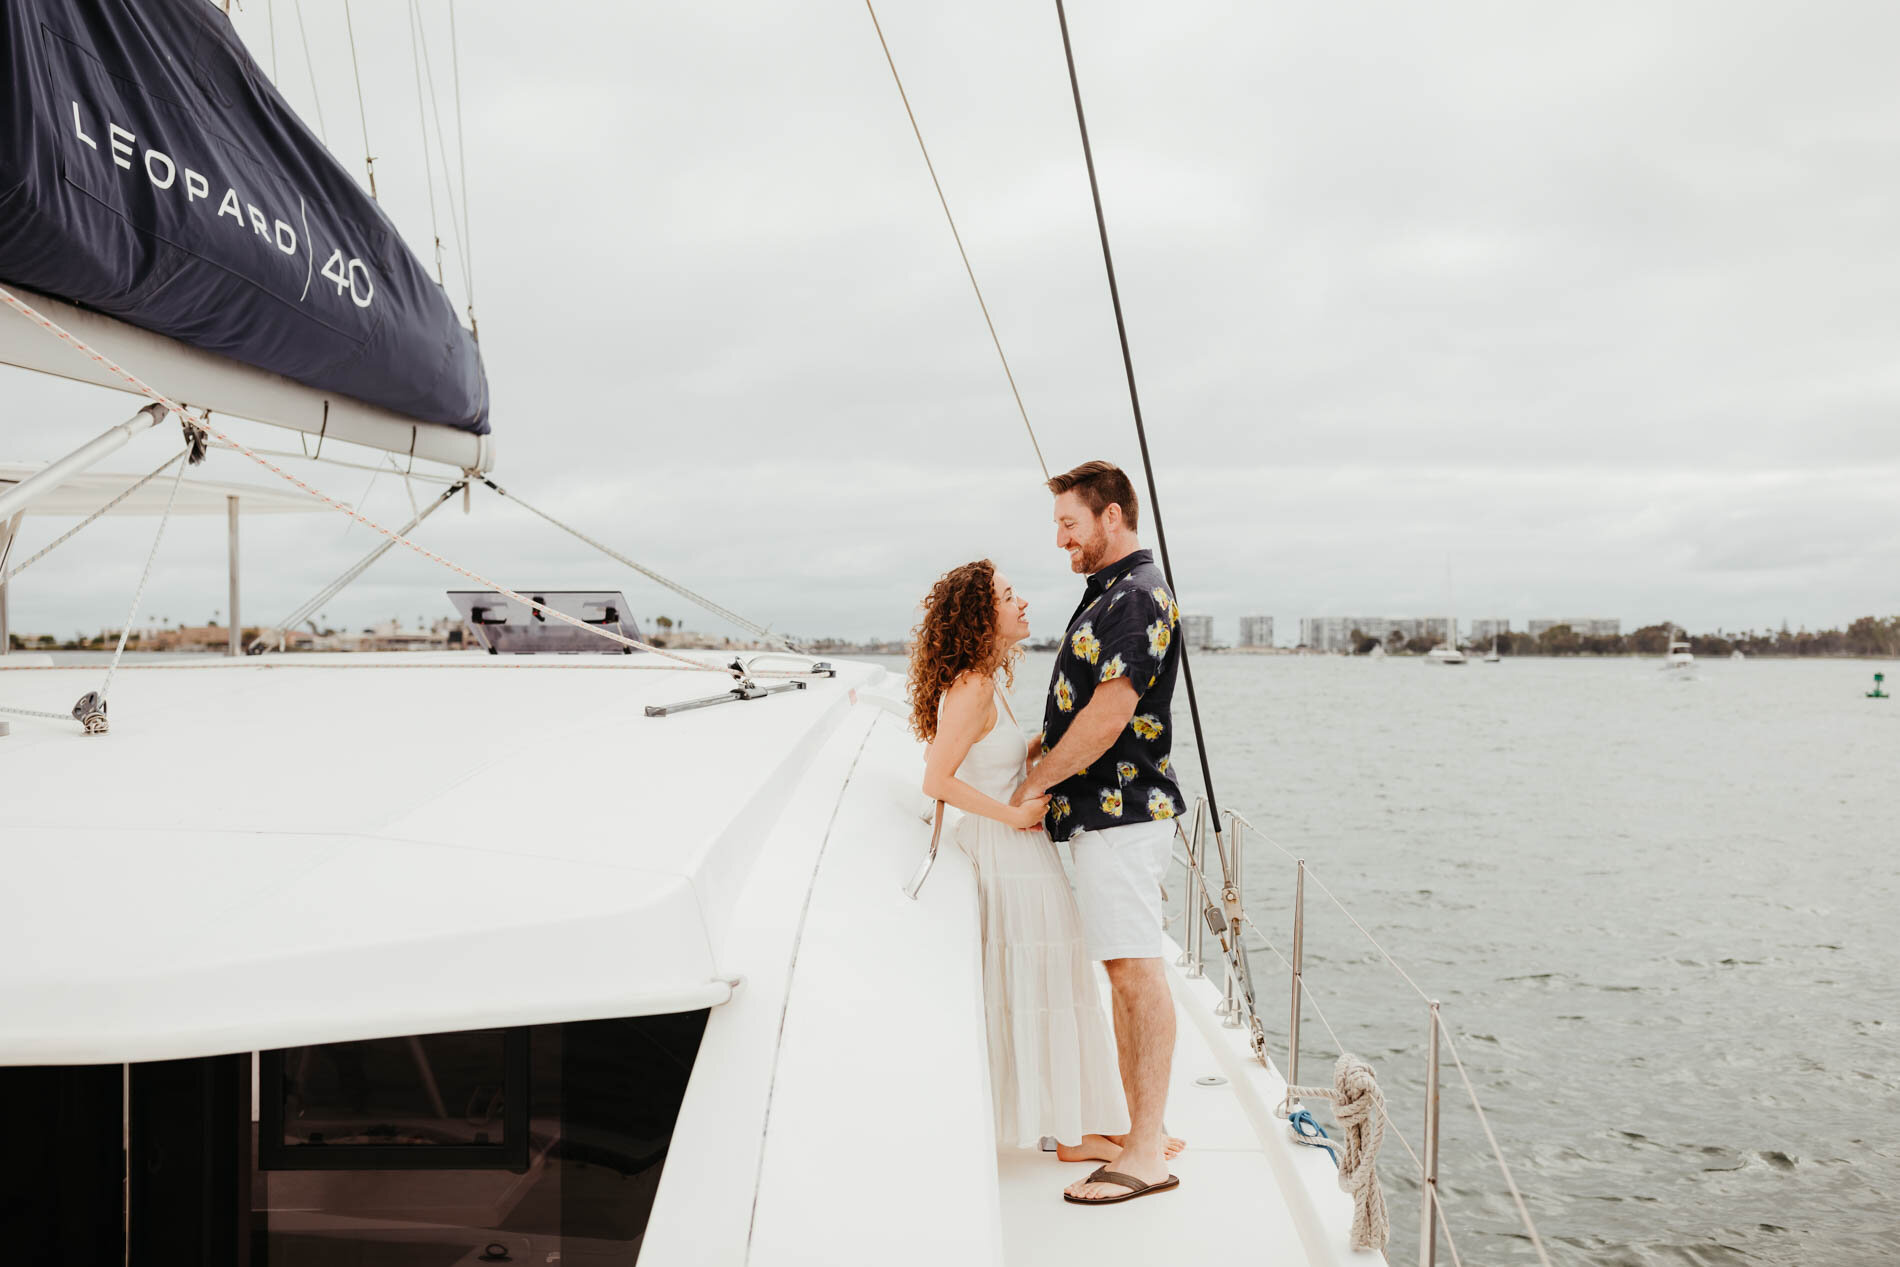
[1870,672,1890,700]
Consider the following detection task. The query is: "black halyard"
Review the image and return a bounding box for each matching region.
[1039,548,1186,840]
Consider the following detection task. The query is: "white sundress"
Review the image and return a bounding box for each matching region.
[947,679,1129,1148]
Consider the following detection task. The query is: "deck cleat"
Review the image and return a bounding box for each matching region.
[71,691,108,734]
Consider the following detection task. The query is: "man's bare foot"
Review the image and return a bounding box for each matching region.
[1072,1131,1185,1161]
[1064,1143,1172,1201]
[1054,1134,1122,1164]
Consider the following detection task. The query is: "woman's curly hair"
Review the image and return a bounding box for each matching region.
[907,558,1018,742]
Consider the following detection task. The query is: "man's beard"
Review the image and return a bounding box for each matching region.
[1073,529,1109,573]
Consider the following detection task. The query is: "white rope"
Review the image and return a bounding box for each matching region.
[260,480,462,652]
[0,449,188,588]
[0,285,737,678]
[479,478,794,650]
[1286,1054,1389,1251]
[1239,908,1428,1177]
[0,703,72,722]
[94,444,192,715]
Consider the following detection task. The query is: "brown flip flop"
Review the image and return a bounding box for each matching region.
[1063,1165,1181,1205]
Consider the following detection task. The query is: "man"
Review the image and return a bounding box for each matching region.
[1015,459,1183,1205]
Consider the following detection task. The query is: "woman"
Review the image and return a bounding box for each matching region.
[909,558,1132,1159]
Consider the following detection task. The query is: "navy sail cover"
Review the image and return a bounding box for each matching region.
[0,0,488,433]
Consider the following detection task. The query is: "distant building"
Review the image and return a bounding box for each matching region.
[1238,615,1274,648]
[1181,614,1215,648]
[1530,617,1620,639]
[1469,618,1510,643]
[1299,616,1457,652]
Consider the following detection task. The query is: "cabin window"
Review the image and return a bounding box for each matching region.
[259,1028,532,1171]
[253,1012,710,1264]
[0,1010,712,1265]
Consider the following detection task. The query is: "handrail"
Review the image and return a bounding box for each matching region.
[904,800,946,900]
[1168,805,1553,1267]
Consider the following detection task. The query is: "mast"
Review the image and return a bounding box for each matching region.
[1052,2,1223,825]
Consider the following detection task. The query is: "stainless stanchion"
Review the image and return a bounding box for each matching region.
[1420,999,1442,1267]
[1289,858,1306,1093]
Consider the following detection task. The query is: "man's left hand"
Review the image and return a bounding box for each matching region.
[1010,770,1044,808]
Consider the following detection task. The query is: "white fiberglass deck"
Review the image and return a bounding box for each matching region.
[0,651,875,1063]
[686,700,1383,1267]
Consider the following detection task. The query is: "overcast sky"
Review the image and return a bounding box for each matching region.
[5,1,1897,644]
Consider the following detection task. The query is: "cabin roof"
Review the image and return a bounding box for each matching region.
[0,651,886,1063]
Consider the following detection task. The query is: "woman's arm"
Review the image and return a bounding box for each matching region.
[923,675,1049,832]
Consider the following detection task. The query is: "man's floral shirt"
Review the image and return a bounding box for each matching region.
[1038,548,1183,841]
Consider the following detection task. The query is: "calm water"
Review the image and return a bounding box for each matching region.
[977,653,1897,1266]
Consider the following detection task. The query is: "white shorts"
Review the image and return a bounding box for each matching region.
[1068,818,1175,961]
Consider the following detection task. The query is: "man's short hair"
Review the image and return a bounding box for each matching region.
[1047,460,1139,531]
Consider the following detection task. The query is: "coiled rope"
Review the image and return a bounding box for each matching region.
[1287,1053,1389,1251]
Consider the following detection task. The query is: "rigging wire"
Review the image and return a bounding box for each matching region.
[405,0,446,285]
[0,285,755,678]
[448,0,478,330]
[477,477,797,651]
[342,0,378,198]
[862,1,1048,483]
[266,0,278,79]
[1051,0,1223,825]
[291,0,328,144]
[0,449,189,589]
[410,0,472,306]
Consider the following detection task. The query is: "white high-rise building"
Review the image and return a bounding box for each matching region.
[1470,619,1510,643]
[1181,614,1216,648]
[1238,615,1274,648]
[1529,618,1620,639]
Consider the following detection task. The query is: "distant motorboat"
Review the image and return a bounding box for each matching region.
[1426,643,1467,666]
[1730,649,1745,661]
[1661,627,1695,674]
[1368,642,1387,659]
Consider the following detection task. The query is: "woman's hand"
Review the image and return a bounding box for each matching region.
[1006,794,1051,832]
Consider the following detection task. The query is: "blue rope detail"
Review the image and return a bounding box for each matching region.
[1290,1108,1340,1165]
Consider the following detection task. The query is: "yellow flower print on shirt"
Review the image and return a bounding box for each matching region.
[1099,654,1126,683]
[1130,713,1164,741]
[1147,619,1171,659]
[1147,788,1177,820]
[1070,622,1101,665]
[1100,788,1124,818]
[1052,795,1071,821]
[1158,754,1171,775]
[1116,761,1137,783]
[1055,673,1075,712]
[1151,585,1179,628]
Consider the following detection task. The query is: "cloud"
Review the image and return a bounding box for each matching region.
[5,0,1898,645]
